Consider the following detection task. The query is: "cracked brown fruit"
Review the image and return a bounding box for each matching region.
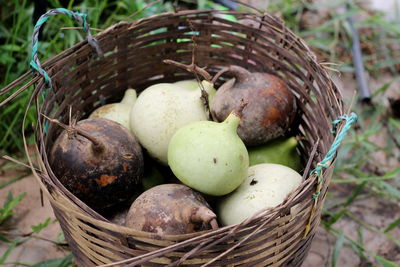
[125,184,218,235]
[49,118,144,213]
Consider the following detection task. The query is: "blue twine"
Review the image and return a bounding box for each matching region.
[30,8,101,95]
[312,192,320,199]
[304,112,357,239]
[310,112,358,178]
[29,8,102,133]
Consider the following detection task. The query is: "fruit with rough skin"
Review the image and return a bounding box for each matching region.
[49,118,144,212]
[211,65,297,146]
[125,184,218,235]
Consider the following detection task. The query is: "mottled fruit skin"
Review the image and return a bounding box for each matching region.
[49,118,144,212]
[211,69,297,146]
[125,184,217,235]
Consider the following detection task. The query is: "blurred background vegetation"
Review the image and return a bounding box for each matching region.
[0,0,399,266]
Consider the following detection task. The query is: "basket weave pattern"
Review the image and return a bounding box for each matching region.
[6,10,345,266]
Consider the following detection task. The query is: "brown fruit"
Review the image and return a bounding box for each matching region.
[211,66,297,146]
[49,118,144,212]
[125,184,218,235]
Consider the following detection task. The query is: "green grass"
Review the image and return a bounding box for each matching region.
[1,0,400,266]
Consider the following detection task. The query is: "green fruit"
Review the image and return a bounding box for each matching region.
[142,166,166,191]
[173,80,199,90]
[168,112,249,196]
[248,137,302,171]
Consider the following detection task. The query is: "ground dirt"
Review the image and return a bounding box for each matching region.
[0,169,69,265]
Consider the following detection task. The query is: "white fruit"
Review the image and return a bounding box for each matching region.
[130,80,214,164]
[217,163,302,225]
[89,89,137,131]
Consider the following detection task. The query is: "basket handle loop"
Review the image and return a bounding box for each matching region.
[30,8,102,93]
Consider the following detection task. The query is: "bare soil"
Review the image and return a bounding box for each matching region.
[0,170,68,265]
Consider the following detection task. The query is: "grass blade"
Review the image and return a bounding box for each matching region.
[375,255,399,267]
[343,181,367,207]
[389,118,400,130]
[372,82,392,98]
[331,232,345,267]
[0,175,27,190]
[0,234,10,243]
[325,209,347,227]
[0,192,26,224]
[32,253,73,267]
[31,218,52,234]
[354,226,367,262]
[384,218,400,233]
[345,212,400,247]
[326,226,399,267]
[0,239,21,264]
[378,181,400,201]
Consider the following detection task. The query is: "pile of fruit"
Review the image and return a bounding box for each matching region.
[49,64,304,235]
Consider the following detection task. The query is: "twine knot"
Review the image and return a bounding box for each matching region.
[310,112,358,178]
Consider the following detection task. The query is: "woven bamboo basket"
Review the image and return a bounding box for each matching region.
[0,8,358,267]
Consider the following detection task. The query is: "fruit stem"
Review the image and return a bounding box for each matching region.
[74,128,105,154]
[201,80,214,94]
[235,100,248,119]
[163,59,213,82]
[191,207,218,229]
[212,65,252,85]
[120,89,137,105]
[163,59,214,121]
[210,218,218,230]
[223,111,242,131]
[41,113,106,153]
